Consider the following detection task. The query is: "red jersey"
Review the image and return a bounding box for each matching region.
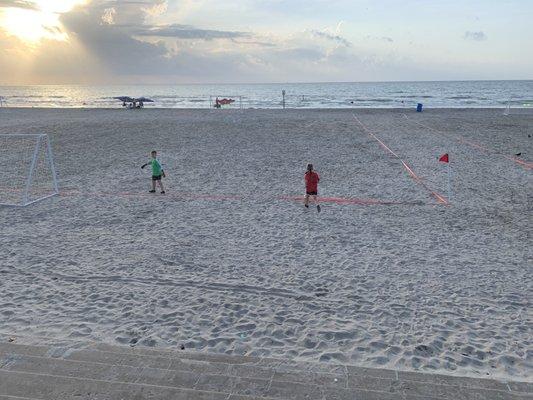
[305,171,320,192]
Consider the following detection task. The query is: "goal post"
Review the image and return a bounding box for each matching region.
[0,134,59,207]
[209,95,243,110]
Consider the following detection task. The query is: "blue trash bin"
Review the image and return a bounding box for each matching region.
[417,103,423,112]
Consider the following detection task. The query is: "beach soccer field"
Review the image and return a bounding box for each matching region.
[0,108,530,381]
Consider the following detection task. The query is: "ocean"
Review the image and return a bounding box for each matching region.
[0,80,531,109]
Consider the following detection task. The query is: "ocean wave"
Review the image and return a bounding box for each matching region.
[349,98,393,103]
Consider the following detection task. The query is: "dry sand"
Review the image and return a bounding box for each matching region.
[0,108,531,381]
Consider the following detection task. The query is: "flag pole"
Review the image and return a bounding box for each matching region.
[439,153,451,202]
[447,161,452,201]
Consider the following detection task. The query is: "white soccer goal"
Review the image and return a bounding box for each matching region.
[209,95,243,110]
[0,134,59,207]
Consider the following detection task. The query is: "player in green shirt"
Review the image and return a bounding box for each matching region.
[141,150,166,194]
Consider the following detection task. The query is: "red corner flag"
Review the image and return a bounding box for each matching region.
[439,153,449,163]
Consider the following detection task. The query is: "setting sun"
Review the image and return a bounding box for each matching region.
[0,0,85,44]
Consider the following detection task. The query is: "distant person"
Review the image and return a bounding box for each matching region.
[141,150,166,194]
[304,163,321,212]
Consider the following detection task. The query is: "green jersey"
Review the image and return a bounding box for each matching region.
[149,158,163,176]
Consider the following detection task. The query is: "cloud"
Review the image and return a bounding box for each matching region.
[4,0,518,84]
[141,0,167,16]
[101,7,116,25]
[463,31,487,41]
[134,24,250,40]
[310,30,351,47]
[0,0,38,10]
[364,35,394,43]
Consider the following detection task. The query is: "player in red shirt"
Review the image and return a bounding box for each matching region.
[304,163,321,212]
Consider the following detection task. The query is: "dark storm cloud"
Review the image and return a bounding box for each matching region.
[134,24,250,40]
[55,2,256,80]
[60,7,168,74]
[0,0,38,9]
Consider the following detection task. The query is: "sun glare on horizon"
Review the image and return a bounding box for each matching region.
[0,0,86,44]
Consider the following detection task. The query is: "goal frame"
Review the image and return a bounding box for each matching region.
[0,133,59,207]
[209,95,243,110]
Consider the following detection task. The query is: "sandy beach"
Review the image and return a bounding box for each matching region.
[0,108,531,382]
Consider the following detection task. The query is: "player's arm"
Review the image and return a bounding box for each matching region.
[141,160,151,169]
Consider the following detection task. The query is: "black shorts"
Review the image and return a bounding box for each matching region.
[306,191,318,196]
[152,175,162,181]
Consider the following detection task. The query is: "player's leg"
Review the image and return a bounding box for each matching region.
[159,179,165,194]
[304,194,310,208]
[150,177,156,193]
[313,195,321,212]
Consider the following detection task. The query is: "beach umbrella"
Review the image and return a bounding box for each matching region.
[114,96,134,102]
[218,98,235,105]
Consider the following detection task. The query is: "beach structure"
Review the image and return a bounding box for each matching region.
[503,100,511,115]
[0,134,59,207]
[209,95,243,109]
[114,96,154,109]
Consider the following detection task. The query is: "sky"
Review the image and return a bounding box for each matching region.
[0,0,531,84]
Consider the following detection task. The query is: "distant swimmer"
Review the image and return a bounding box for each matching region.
[141,150,166,194]
[304,163,321,213]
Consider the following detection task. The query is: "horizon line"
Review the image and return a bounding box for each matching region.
[0,79,532,87]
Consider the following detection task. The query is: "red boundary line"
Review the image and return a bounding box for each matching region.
[352,114,448,205]
[280,195,424,206]
[403,114,533,170]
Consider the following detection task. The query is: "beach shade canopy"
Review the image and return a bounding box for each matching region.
[217,98,235,105]
[114,96,135,102]
[135,97,154,102]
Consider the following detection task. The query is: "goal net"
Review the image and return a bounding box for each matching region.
[209,95,243,110]
[0,134,59,207]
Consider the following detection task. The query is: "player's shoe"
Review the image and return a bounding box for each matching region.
[161,191,165,194]
[149,190,156,193]
[317,205,321,213]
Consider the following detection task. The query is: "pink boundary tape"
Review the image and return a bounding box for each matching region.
[280,195,424,206]
[352,114,449,205]
[403,114,533,171]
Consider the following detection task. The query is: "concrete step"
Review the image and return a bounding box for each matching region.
[0,370,258,400]
[0,341,530,400]
[0,395,45,400]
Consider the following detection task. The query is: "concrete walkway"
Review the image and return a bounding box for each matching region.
[0,336,530,400]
